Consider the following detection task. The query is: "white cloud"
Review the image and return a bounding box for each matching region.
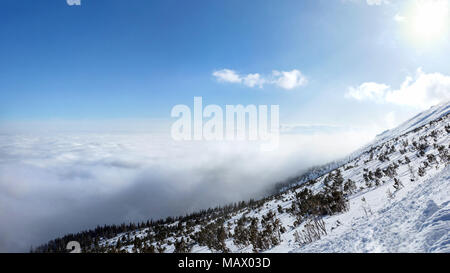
[366,0,389,5]
[66,0,81,6]
[385,68,450,108]
[394,13,406,22]
[243,73,265,88]
[345,82,390,102]
[272,70,308,90]
[0,124,374,251]
[343,0,389,5]
[212,69,242,83]
[346,68,450,109]
[212,69,307,90]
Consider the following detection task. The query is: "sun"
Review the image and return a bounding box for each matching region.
[408,0,449,44]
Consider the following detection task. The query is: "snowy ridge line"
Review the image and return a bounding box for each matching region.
[278,101,450,193]
[375,101,450,145]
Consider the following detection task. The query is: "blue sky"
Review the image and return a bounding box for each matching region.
[1,0,449,130]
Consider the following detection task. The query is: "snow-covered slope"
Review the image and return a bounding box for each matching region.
[375,101,450,144]
[278,102,450,193]
[36,102,450,253]
[291,167,450,252]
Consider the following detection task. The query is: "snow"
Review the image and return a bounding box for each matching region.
[290,166,450,253]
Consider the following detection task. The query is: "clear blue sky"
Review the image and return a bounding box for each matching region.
[1,0,449,129]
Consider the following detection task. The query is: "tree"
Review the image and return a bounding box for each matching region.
[344,179,356,194]
[408,164,416,182]
[174,238,192,253]
[393,178,403,191]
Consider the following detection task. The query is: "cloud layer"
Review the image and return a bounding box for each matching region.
[0,125,374,252]
[346,68,450,109]
[212,69,307,90]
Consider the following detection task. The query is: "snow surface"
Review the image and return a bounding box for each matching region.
[286,166,450,253]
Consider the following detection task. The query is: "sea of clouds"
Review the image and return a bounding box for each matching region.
[0,121,377,252]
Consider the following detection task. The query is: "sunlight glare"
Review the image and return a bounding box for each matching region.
[410,0,449,43]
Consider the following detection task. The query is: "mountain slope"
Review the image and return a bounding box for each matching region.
[292,167,450,252]
[36,102,450,253]
[276,102,450,193]
[375,101,450,144]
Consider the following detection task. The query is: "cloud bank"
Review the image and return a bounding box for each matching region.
[0,124,375,252]
[346,68,450,109]
[212,69,307,90]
